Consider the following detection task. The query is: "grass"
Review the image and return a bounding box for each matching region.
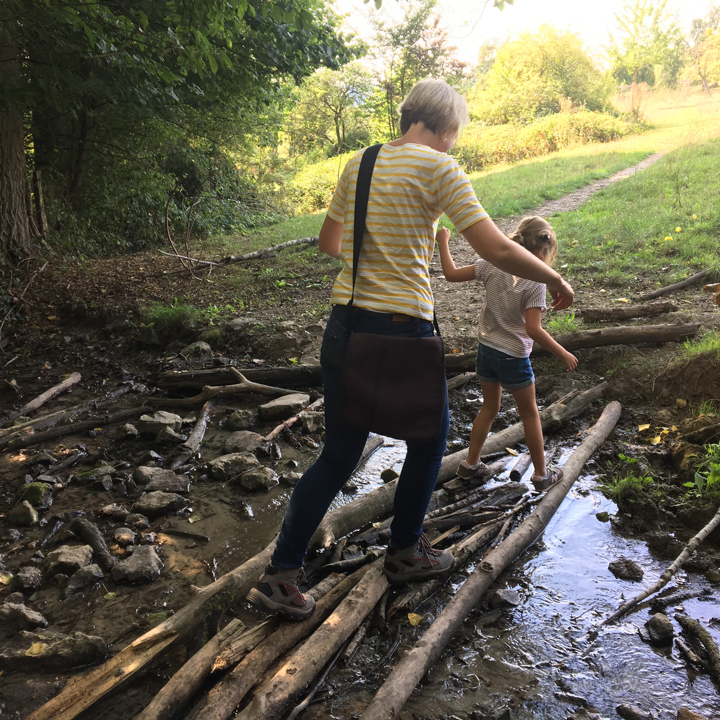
[681,331,720,362]
[545,311,580,334]
[553,136,720,288]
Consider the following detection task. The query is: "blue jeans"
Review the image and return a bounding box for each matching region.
[271,304,450,569]
[475,342,535,390]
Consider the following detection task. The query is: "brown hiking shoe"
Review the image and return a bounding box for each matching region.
[383,534,455,585]
[246,565,316,620]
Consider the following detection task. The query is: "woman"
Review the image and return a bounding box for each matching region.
[247,79,574,620]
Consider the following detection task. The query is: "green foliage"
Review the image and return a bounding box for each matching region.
[600,469,655,506]
[684,443,720,502]
[284,151,354,214]
[469,26,611,125]
[681,331,720,362]
[140,302,203,336]
[546,312,580,334]
[452,111,640,173]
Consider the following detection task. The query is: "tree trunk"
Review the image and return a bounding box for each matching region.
[67,110,91,208]
[0,23,37,265]
[580,301,678,322]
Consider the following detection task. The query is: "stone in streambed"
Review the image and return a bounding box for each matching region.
[0,603,48,637]
[7,501,39,527]
[608,556,644,581]
[258,394,310,421]
[14,482,53,508]
[145,473,191,494]
[677,709,708,720]
[224,431,263,454]
[0,630,107,672]
[155,426,186,445]
[236,466,279,491]
[136,411,183,436]
[44,545,93,577]
[208,452,259,482]
[226,409,255,430]
[132,491,188,519]
[489,588,521,609]
[75,465,115,484]
[12,566,42,593]
[616,704,655,720]
[64,564,104,598]
[125,513,150,529]
[114,527,137,546]
[641,612,674,647]
[111,546,163,584]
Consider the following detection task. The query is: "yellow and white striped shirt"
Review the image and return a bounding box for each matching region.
[327,143,489,321]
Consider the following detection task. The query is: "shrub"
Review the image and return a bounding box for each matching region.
[283,151,354,215]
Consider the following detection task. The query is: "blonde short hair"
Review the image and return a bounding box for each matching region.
[398,78,469,136]
[510,216,558,267]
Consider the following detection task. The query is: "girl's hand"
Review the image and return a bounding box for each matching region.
[436,227,450,246]
[561,351,578,372]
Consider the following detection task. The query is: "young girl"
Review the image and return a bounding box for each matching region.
[437,216,578,491]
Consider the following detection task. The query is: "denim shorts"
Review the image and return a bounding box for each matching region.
[475,342,535,390]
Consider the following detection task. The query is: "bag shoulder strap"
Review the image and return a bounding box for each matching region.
[350,143,383,300]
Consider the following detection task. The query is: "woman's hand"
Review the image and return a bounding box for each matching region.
[547,276,574,311]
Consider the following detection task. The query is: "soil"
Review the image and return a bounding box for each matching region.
[2,153,720,720]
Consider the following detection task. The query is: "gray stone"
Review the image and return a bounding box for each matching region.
[644,612,674,646]
[100,503,129,520]
[489,588,522,609]
[0,528,22,543]
[137,450,164,466]
[5,592,24,605]
[276,332,298,350]
[132,491,188,519]
[13,566,42,592]
[608,557,644,581]
[616,704,654,720]
[706,568,720,584]
[237,466,279,492]
[224,431,263,454]
[677,708,708,720]
[180,341,211,356]
[125,513,150,529]
[111,545,163,584]
[7,501,39,527]
[145,473,191,494]
[302,411,324,434]
[0,603,48,637]
[226,317,260,333]
[44,545,93,577]
[64,564,104,598]
[280,471,302,486]
[258,393,310,421]
[91,475,114,492]
[75,465,116,484]
[133,466,175,486]
[14,482,53,508]
[114,528,136,546]
[208,452,260,482]
[381,468,400,483]
[0,630,107,672]
[226,409,255,431]
[156,426,186,444]
[122,423,139,438]
[136,411,183,436]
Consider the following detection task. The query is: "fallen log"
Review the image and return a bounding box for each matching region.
[531,323,699,356]
[152,366,324,391]
[438,383,607,483]
[509,452,532,482]
[602,503,720,625]
[675,613,720,683]
[2,372,82,426]
[234,561,388,720]
[156,368,300,408]
[26,540,276,720]
[580,301,678,322]
[639,271,707,301]
[360,401,622,720]
[170,399,216,469]
[69,518,116,571]
[217,236,318,264]
[2,406,149,451]
[447,372,475,391]
[194,565,373,720]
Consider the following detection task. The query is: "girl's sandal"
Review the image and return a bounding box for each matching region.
[531,467,564,492]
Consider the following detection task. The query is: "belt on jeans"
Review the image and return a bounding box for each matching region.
[392,313,412,322]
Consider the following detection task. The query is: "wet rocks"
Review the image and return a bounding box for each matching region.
[111,546,163,584]
[226,409,255,430]
[114,527,137,546]
[132,491,188,519]
[100,503,129,520]
[381,468,399,483]
[0,630,108,672]
[302,411,324,433]
[1,528,22,543]
[608,557,644,581]
[0,602,48,637]
[12,566,42,593]
[134,466,175,486]
[156,426,186,444]
[145,473,191,494]
[7,500,39,527]
[616,704,655,720]
[258,393,310,421]
[136,411,183,436]
[138,450,164,466]
[75,465,116,484]
[208,452,259,482]
[280,471,302,486]
[641,613,674,646]
[125,513,150,529]
[44,545,93,577]
[677,708,708,720]
[65,564,104,598]
[236,466,279,492]
[122,423,139,438]
[180,341,212,356]
[489,588,522,609]
[224,431,263,454]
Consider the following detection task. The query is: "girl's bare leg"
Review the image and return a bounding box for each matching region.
[510,384,546,477]
[466,381,502,465]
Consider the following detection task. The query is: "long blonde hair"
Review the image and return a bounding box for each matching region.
[509,216,558,266]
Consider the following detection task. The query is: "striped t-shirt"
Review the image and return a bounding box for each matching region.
[327,143,489,321]
[475,259,547,358]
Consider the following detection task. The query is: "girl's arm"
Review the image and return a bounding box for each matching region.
[436,227,476,282]
[461,218,574,310]
[525,307,578,372]
[319,215,343,258]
